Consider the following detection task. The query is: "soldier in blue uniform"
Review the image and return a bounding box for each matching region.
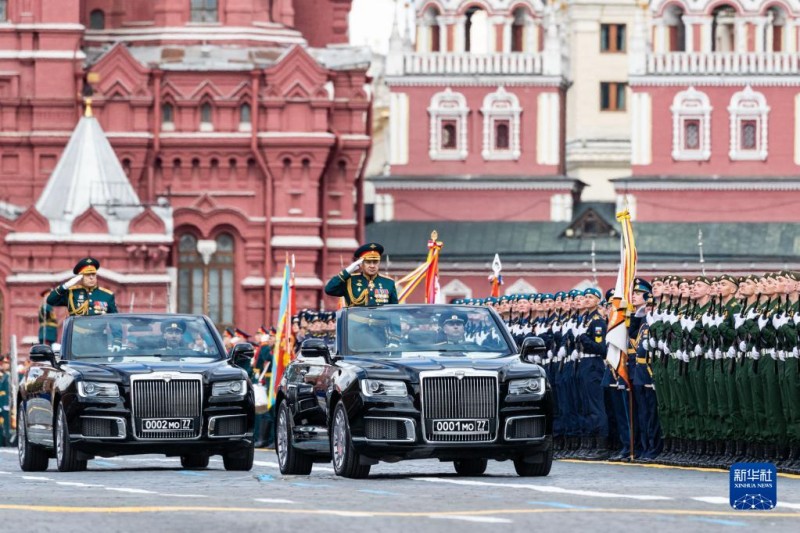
[325,243,398,307]
[577,287,610,460]
[47,257,118,316]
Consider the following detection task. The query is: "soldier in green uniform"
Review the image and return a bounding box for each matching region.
[47,257,118,316]
[324,243,398,307]
[0,356,10,446]
[38,288,58,345]
[716,274,741,462]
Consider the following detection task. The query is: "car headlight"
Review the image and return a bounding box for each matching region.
[508,377,546,396]
[77,381,119,399]
[212,380,248,397]
[361,379,407,397]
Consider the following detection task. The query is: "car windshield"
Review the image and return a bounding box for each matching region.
[345,305,513,359]
[69,315,223,362]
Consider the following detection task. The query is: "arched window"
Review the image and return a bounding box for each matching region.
[728,86,769,161]
[712,5,737,52]
[177,232,235,330]
[239,103,251,131]
[671,87,712,161]
[465,6,489,53]
[420,6,441,52]
[765,6,787,52]
[191,0,218,23]
[664,5,685,52]
[481,87,521,160]
[199,102,213,131]
[162,103,175,130]
[89,9,105,30]
[428,88,469,160]
[511,8,528,52]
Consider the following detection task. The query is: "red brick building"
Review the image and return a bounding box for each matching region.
[0,0,371,352]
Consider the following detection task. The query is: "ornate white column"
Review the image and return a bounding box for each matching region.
[654,20,666,54]
[735,19,746,53]
[701,17,713,53]
[454,15,466,52]
[524,14,536,52]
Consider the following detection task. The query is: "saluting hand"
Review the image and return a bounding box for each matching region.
[62,274,83,290]
[345,258,364,274]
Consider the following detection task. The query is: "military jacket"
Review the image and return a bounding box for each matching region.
[579,310,607,357]
[47,285,118,316]
[253,344,273,383]
[718,298,741,350]
[324,271,398,307]
[38,302,58,342]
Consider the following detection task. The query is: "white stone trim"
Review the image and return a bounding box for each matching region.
[5,233,172,243]
[7,271,170,285]
[241,276,266,288]
[611,179,800,191]
[631,92,652,166]
[536,92,559,165]
[671,86,712,161]
[270,236,324,248]
[795,93,800,165]
[728,85,769,161]
[549,193,573,222]
[480,86,521,160]
[441,279,473,300]
[389,92,410,165]
[372,179,575,191]
[504,278,537,296]
[269,276,322,288]
[387,75,564,87]
[428,88,469,161]
[630,75,800,87]
[0,50,86,60]
[326,238,360,250]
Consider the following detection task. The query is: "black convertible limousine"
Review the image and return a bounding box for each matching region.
[17,314,255,472]
[275,304,553,478]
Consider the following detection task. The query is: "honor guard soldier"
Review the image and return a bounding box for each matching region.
[38,288,58,345]
[325,243,398,307]
[47,257,118,316]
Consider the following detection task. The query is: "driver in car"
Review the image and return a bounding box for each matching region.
[161,320,187,350]
[437,312,469,345]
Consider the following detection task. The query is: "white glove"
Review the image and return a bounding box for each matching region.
[758,316,768,329]
[546,350,553,359]
[739,341,747,352]
[663,345,671,355]
[778,350,786,361]
[345,258,364,274]
[658,340,665,351]
[62,274,83,290]
[726,346,736,359]
[693,345,703,356]
[751,349,760,360]
[793,347,799,358]
[714,349,722,360]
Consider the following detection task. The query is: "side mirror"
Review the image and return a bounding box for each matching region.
[229,342,255,366]
[300,338,332,363]
[30,344,58,367]
[520,336,547,364]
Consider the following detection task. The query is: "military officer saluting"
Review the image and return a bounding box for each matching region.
[325,243,398,307]
[47,257,118,316]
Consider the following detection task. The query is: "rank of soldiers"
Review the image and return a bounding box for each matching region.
[453,271,800,474]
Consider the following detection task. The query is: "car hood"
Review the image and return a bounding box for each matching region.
[340,355,543,382]
[66,360,245,384]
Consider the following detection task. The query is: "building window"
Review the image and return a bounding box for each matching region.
[89,9,105,30]
[420,6,441,53]
[665,5,686,52]
[600,24,626,52]
[465,6,489,53]
[200,102,213,131]
[511,7,530,52]
[191,0,218,23]
[728,85,769,161]
[239,103,251,131]
[712,5,736,52]
[481,87,521,160]
[177,233,234,330]
[600,82,626,111]
[428,88,468,160]
[0,0,6,22]
[162,103,175,131]
[671,86,712,161]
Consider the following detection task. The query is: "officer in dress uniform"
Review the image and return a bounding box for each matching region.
[252,325,275,448]
[38,288,58,345]
[47,257,118,316]
[325,243,398,307]
[576,287,610,460]
[0,357,9,446]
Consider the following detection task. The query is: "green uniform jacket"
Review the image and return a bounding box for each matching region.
[325,271,398,307]
[38,303,58,343]
[718,298,741,350]
[47,285,118,316]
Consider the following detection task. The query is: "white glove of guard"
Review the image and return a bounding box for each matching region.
[658,340,665,351]
[714,349,722,360]
[693,345,703,356]
[62,274,83,290]
[751,349,760,360]
[726,346,736,359]
[345,258,364,274]
[557,346,566,358]
[739,341,747,352]
[663,345,671,355]
[757,316,768,329]
[778,350,786,361]
[546,350,553,359]
[793,347,799,358]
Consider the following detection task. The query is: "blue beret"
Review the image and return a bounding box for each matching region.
[555,291,566,300]
[541,293,554,301]
[633,278,652,293]
[583,288,602,299]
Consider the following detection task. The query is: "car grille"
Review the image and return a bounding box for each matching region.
[505,415,546,441]
[364,418,410,441]
[130,374,203,440]
[210,415,247,438]
[81,417,123,438]
[420,372,498,443]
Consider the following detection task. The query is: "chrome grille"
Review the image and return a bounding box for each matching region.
[130,374,203,440]
[420,372,498,443]
[506,415,545,441]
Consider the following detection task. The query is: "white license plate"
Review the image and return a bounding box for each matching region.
[142,418,193,432]
[431,419,489,435]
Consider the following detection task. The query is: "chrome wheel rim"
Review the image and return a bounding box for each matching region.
[333,408,346,471]
[56,409,64,465]
[277,408,288,468]
[17,411,25,464]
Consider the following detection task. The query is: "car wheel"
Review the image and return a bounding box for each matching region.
[222,444,254,471]
[331,402,370,479]
[453,458,488,476]
[55,404,87,472]
[18,408,49,472]
[275,400,312,475]
[180,454,209,469]
[514,448,553,477]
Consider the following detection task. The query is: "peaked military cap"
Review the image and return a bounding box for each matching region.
[440,311,468,327]
[73,257,100,275]
[256,324,269,335]
[605,288,615,301]
[234,327,251,339]
[354,242,384,261]
[223,327,235,338]
[161,320,186,333]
